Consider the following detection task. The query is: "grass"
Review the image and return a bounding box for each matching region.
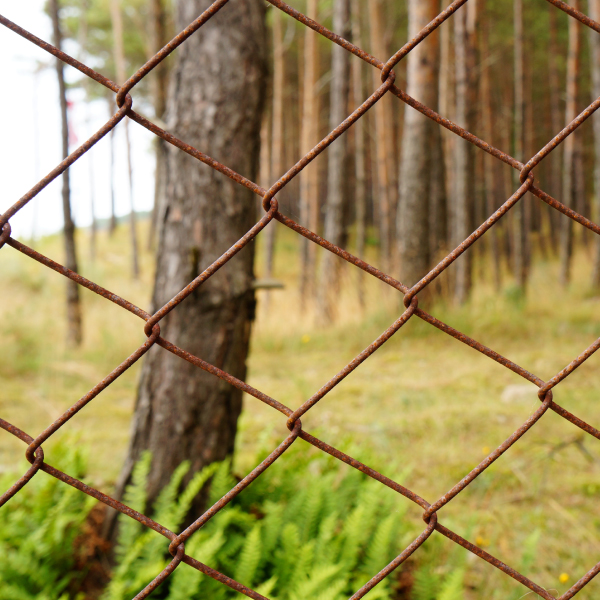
[1,218,600,599]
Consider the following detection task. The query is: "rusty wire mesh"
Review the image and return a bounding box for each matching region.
[2,0,600,598]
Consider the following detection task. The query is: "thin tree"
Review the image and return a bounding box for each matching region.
[452,4,476,303]
[317,0,351,323]
[264,8,284,312]
[299,0,320,308]
[589,0,600,288]
[109,0,140,279]
[351,0,367,308]
[114,0,267,520]
[398,0,440,291]
[368,0,394,271]
[480,20,501,290]
[50,0,83,346]
[560,0,580,286]
[147,0,169,250]
[548,6,562,248]
[513,0,528,292]
[107,93,118,236]
[77,0,97,262]
[439,6,455,245]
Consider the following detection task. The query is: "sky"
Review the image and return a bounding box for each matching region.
[0,1,155,239]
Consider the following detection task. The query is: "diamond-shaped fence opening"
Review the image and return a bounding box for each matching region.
[2,0,600,598]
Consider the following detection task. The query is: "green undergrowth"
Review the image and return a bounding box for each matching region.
[0,441,93,600]
[104,442,471,600]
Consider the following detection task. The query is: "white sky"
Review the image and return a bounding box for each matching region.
[0,1,155,239]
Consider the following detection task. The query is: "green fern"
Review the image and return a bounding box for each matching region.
[437,568,466,600]
[234,523,262,588]
[113,451,152,563]
[411,565,442,600]
[0,440,93,600]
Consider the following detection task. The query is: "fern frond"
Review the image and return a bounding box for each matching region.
[437,568,466,600]
[234,523,263,588]
[361,513,397,580]
[151,460,191,528]
[254,575,278,599]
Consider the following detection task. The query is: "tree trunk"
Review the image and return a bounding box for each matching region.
[76,0,97,262]
[115,0,266,521]
[50,0,83,346]
[351,0,366,309]
[548,7,562,250]
[452,3,476,303]
[299,0,320,310]
[317,0,351,323]
[110,0,140,279]
[398,0,440,291]
[264,9,284,312]
[148,0,169,251]
[560,0,580,286]
[513,0,528,292]
[439,12,454,210]
[88,130,97,262]
[480,21,501,291]
[369,0,393,271]
[107,95,118,236]
[589,0,600,288]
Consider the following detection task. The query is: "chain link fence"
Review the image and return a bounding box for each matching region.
[1,0,600,598]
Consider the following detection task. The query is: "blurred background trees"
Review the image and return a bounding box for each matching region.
[55,0,600,319]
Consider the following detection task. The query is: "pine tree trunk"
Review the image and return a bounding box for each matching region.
[589,0,600,288]
[317,0,351,323]
[148,0,169,251]
[480,22,501,291]
[299,0,320,309]
[351,0,367,309]
[264,9,284,312]
[560,0,580,286]
[398,0,440,291]
[107,95,118,236]
[88,132,97,262]
[439,9,455,284]
[369,0,392,271]
[114,0,267,521]
[76,0,97,262]
[513,0,528,292]
[548,7,562,250]
[452,4,475,303]
[50,0,83,346]
[110,0,140,279]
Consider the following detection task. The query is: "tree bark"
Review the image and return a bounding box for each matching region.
[560,0,580,286]
[107,95,118,236]
[548,7,562,250]
[351,0,366,309]
[115,0,266,520]
[589,0,600,288]
[110,0,140,279]
[50,0,83,346]
[480,21,501,291]
[398,0,440,291]
[317,0,351,323]
[452,3,476,303]
[76,0,97,262]
[299,0,320,310]
[148,0,169,251]
[513,0,528,292]
[264,9,284,313]
[369,0,394,271]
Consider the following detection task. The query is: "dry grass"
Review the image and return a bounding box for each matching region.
[1,219,600,598]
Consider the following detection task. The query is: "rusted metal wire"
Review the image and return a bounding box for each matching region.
[1,1,600,598]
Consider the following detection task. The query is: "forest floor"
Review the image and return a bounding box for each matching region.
[1,218,600,599]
